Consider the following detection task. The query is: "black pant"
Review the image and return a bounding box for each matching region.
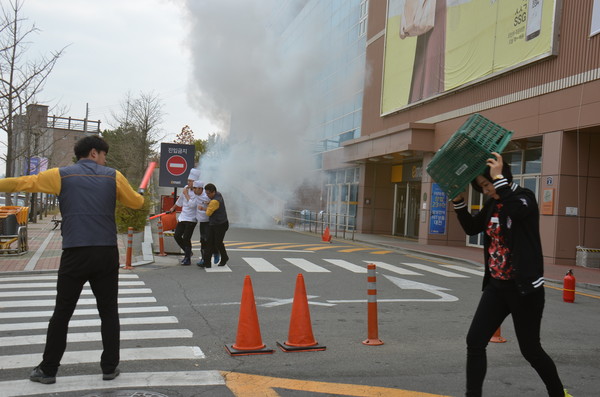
[199,222,209,257]
[203,221,229,265]
[41,246,120,376]
[466,279,564,397]
[173,221,197,255]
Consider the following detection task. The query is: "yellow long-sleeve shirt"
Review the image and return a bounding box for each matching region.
[0,167,144,210]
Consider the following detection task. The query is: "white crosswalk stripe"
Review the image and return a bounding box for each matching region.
[399,262,469,278]
[243,257,282,272]
[284,258,330,272]
[0,273,204,391]
[197,257,478,278]
[323,259,368,273]
[364,261,423,275]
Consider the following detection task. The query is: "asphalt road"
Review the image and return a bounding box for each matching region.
[1,226,598,396]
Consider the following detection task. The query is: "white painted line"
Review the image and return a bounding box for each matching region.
[0,306,169,320]
[364,261,423,275]
[204,265,232,272]
[0,370,224,396]
[23,231,55,271]
[400,262,469,278]
[323,259,367,273]
[0,281,146,289]
[284,258,330,272]
[0,274,139,282]
[0,296,156,308]
[0,346,206,370]
[440,264,484,276]
[0,329,193,347]
[0,316,178,332]
[0,288,152,298]
[243,257,281,272]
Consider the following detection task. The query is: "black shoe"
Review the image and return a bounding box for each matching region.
[103,368,120,381]
[218,259,228,267]
[30,366,56,384]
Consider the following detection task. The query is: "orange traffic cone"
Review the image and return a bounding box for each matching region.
[322,226,332,243]
[490,327,507,343]
[225,275,274,356]
[277,274,326,352]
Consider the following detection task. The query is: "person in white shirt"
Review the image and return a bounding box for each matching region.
[168,171,199,265]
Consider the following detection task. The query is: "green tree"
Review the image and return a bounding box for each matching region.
[108,92,163,185]
[0,0,65,204]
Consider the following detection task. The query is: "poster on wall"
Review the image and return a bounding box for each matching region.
[429,183,448,234]
[382,0,561,114]
[592,0,600,37]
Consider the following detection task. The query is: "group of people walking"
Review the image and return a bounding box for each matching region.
[168,169,229,268]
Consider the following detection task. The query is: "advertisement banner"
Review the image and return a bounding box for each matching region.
[23,157,49,176]
[429,183,448,234]
[382,0,560,114]
[592,0,600,37]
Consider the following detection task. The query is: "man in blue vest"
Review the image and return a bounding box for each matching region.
[0,135,144,384]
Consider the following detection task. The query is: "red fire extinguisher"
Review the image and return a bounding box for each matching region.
[563,269,575,303]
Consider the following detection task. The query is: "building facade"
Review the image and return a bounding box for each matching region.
[12,104,101,177]
[322,0,600,266]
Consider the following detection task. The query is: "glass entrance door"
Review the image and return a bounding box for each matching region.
[394,182,421,238]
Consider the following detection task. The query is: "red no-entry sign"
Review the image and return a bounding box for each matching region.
[166,155,187,176]
[159,143,195,188]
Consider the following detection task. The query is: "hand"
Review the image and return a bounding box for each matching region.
[165,210,171,214]
[486,152,503,179]
[451,192,465,203]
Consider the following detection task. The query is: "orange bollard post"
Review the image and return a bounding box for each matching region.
[362,263,384,346]
[490,327,507,343]
[277,274,326,352]
[157,219,167,256]
[225,275,274,356]
[124,227,134,270]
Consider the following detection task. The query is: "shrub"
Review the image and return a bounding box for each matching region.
[115,195,151,233]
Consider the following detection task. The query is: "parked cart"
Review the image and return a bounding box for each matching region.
[0,206,29,255]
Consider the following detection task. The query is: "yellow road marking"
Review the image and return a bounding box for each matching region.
[306,245,347,251]
[237,243,286,249]
[338,247,374,253]
[545,284,600,299]
[273,243,332,249]
[222,371,450,397]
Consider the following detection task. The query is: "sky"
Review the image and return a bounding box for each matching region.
[0,0,220,174]
[2,0,327,227]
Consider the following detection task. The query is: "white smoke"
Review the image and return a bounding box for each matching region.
[181,0,326,228]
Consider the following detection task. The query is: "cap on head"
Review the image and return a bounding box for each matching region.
[188,169,201,181]
[193,180,204,188]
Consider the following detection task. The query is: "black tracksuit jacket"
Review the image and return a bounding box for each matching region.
[452,178,545,296]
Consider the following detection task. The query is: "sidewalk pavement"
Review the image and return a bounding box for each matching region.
[1,216,599,292]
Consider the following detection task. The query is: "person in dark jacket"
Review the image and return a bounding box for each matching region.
[0,136,144,384]
[451,152,569,397]
[198,183,229,268]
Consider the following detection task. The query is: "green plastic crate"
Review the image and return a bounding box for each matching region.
[426,114,513,199]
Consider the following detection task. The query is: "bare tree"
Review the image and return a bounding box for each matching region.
[108,91,164,184]
[0,0,66,186]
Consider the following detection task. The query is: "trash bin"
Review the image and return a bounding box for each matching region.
[576,246,600,268]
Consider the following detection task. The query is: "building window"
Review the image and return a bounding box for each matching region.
[359,0,368,37]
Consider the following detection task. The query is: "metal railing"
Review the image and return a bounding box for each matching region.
[282,209,356,240]
[47,116,101,133]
